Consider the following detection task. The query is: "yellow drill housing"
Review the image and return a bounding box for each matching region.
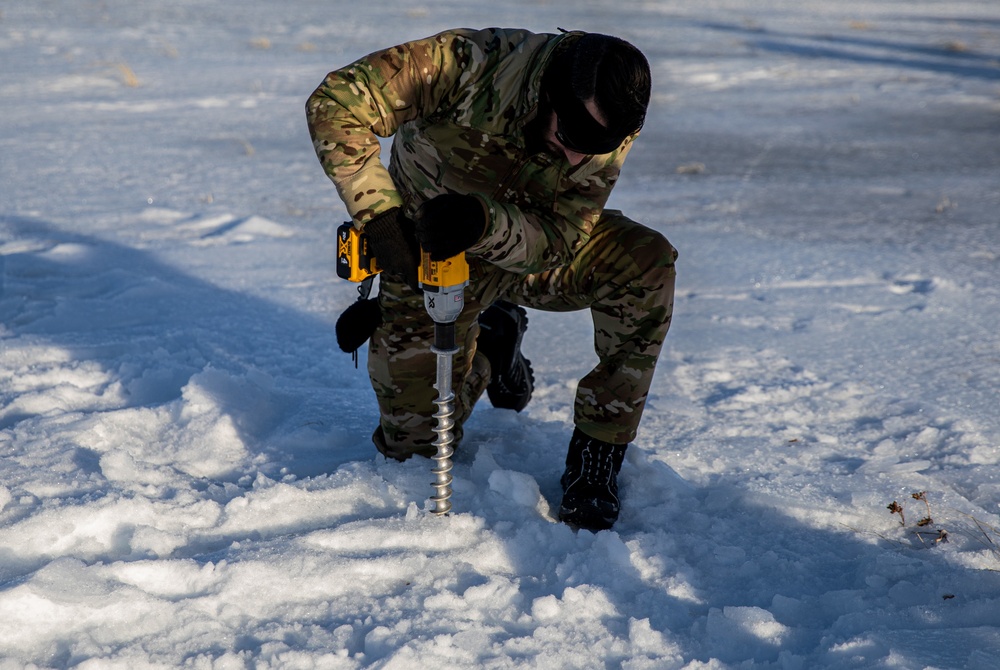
[419,251,469,326]
[418,251,469,291]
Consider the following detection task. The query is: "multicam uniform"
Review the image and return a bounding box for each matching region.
[306,27,677,459]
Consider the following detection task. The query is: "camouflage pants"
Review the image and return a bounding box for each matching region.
[368,210,677,460]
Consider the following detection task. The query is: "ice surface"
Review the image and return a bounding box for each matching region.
[2,0,999,667]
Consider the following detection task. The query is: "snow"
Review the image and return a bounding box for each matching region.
[2,0,999,667]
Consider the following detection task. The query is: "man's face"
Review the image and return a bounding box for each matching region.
[543,97,608,167]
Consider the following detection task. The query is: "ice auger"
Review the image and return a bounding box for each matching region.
[337,222,469,515]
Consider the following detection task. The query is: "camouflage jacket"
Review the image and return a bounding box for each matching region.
[306,28,638,273]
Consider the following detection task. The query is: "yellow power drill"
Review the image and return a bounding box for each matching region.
[337,222,469,515]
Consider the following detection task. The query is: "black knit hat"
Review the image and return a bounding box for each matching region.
[541,33,651,154]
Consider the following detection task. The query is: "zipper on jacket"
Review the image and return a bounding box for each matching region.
[491,154,530,201]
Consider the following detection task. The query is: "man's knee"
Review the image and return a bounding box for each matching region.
[597,212,677,296]
[624,223,677,277]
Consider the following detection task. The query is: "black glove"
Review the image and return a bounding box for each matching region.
[364,207,420,290]
[335,297,382,354]
[414,194,487,261]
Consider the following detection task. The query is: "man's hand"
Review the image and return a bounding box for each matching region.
[414,194,487,261]
[363,207,420,290]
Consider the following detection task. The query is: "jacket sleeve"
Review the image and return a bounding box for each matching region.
[305,32,481,224]
[469,138,635,273]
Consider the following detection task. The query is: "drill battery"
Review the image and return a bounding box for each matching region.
[336,222,378,282]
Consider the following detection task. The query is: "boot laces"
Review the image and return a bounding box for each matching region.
[580,442,617,487]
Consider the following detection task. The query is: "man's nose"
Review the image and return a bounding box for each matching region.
[562,147,587,166]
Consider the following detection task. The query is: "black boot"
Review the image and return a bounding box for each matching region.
[558,428,628,531]
[477,300,534,411]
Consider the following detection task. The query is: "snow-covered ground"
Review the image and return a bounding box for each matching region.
[2,1,999,667]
